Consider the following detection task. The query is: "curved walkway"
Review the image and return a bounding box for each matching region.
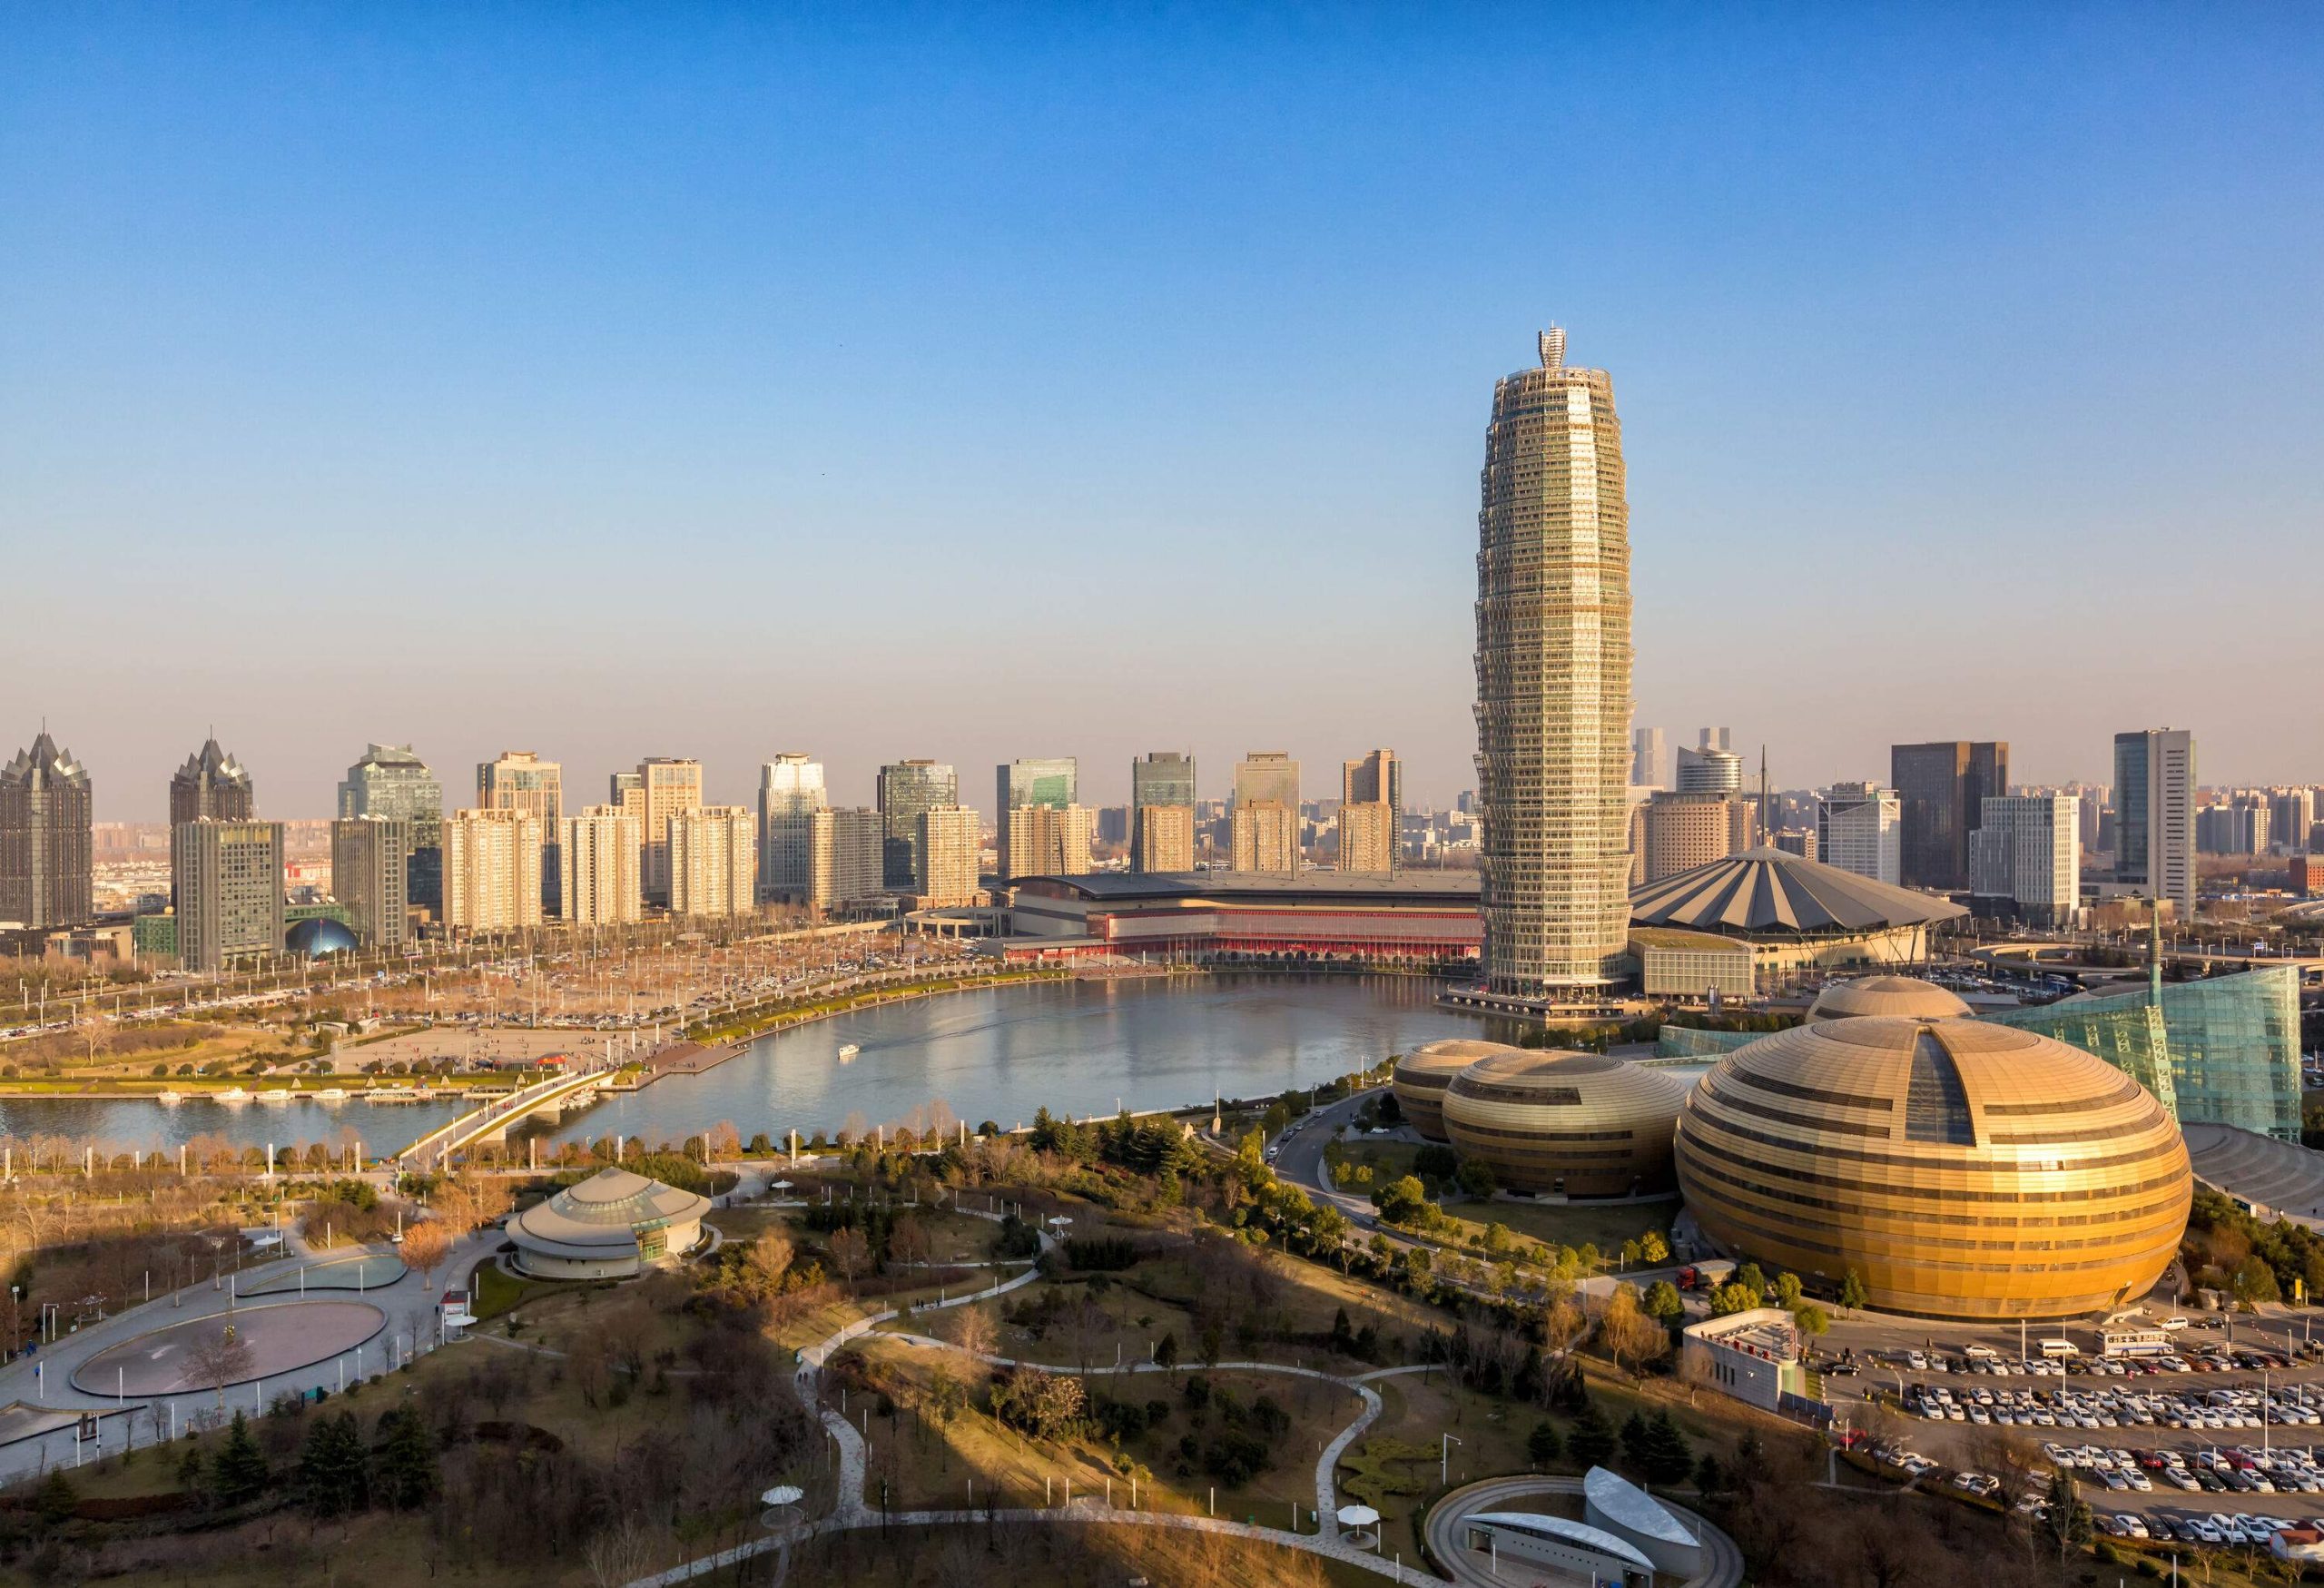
[1423,1474,1742,1588]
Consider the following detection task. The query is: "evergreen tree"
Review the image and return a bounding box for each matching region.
[1693,1452,1725,1494]
[1619,1409,1650,1464]
[1567,1400,1617,1467]
[1639,1411,1694,1485]
[34,1468,77,1527]
[1526,1420,1562,1467]
[177,1444,208,1498]
[1154,1331,1181,1372]
[295,1412,369,1518]
[377,1408,440,1509]
[213,1411,271,1505]
[2043,1466,2093,1557]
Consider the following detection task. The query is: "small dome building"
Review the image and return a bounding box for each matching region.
[507,1167,712,1279]
[1807,975,1971,1022]
[1441,1049,1692,1198]
[284,916,359,959]
[1675,1017,2191,1319]
[1393,1040,1514,1142]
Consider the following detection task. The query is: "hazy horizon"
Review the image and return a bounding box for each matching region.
[7,8,2319,821]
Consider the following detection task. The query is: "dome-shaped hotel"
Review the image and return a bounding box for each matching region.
[1442,1049,1691,1198]
[1674,1016,2191,1319]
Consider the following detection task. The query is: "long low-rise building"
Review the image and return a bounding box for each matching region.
[994,871,1483,966]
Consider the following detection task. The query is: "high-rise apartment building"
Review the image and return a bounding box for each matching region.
[1005,804,1095,880]
[1630,727,1669,788]
[2113,728,2196,921]
[1640,793,1738,883]
[0,731,93,930]
[632,758,704,908]
[1889,741,2009,892]
[1133,803,1195,874]
[876,760,957,889]
[1772,828,1818,861]
[759,755,826,902]
[1230,802,1298,874]
[477,751,562,915]
[1817,783,1902,885]
[2268,788,2315,855]
[169,738,254,909]
[1335,801,1396,875]
[915,805,982,906]
[1232,752,1300,810]
[669,805,757,918]
[996,758,1078,881]
[808,807,885,913]
[338,744,443,911]
[1130,752,1196,873]
[561,806,643,926]
[330,815,410,949]
[174,820,284,972]
[443,807,545,934]
[1473,328,1633,994]
[1970,794,2081,929]
[1341,749,1402,813]
[2196,799,2269,857]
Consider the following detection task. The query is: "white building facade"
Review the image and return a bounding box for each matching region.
[669,805,757,918]
[1970,794,2082,929]
[758,754,825,903]
[1817,782,1901,886]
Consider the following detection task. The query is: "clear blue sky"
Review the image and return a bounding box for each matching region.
[5,5,2319,819]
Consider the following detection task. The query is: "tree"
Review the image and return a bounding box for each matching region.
[213,1411,271,1505]
[1567,1400,1617,1467]
[1793,1303,1831,1337]
[1641,1280,1686,1327]
[1732,1262,1765,1297]
[34,1468,77,1527]
[377,1407,440,1508]
[950,1305,996,1361]
[1638,1411,1694,1486]
[1773,1271,1804,1310]
[2043,1466,2093,1558]
[295,1412,369,1518]
[1455,1159,1497,1198]
[1155,1330,1181,1373]
[1638,1229,1670,1265]
[1527,1420,1562,1467]
[828,1226,872,1288]
[1601,1286,1671,1378]
[1707,1282,1760,1317]
[187,1323,256,1411]
[400,1219,452,1289]
[1838,1267,1869,1316]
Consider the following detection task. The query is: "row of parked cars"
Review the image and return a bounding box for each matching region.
[1908,1376,2324,1434]
[1898,1344,2296,1379]
[2097,1510,2319,1548]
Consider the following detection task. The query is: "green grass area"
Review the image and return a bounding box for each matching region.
[1440,1195,1679,1257]
[470,1262,566,1320]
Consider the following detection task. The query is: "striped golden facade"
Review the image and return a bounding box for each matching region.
[1675,1017,2192,1320]
[1807,974,1971,1022]
[1442,1050,1690,1198]
[1393,1040,1513,1143]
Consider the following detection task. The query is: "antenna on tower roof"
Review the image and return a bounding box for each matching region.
[1538,326,1566,370]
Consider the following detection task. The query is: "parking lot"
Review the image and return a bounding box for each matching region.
[1824,1316,2324,1555]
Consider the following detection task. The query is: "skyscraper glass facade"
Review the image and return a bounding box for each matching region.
[876,760,958,888]
[339,744,443,910]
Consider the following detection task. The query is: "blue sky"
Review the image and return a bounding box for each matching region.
[5,5,2319,818]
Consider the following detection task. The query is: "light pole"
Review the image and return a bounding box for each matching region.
[1441,1432,1462,1486]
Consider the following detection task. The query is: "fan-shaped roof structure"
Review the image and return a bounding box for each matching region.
[1630,847,1965,938]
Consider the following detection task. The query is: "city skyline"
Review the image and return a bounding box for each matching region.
[5,9,2319,816]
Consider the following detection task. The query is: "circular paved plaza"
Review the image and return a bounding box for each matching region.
[72,1301,387,1396]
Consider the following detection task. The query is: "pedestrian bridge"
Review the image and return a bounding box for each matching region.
[398,1067,609,1169]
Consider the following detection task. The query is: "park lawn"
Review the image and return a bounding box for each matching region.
[470,1262,572,1320]
[1435,1194,1679,1259]
[1332,1139,1421,1184]
[1125,1246,1443,1359]
[848,1339,1359,1529]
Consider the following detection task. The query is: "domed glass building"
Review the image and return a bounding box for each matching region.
[1675,1016,2191,1319]
[1393,1040,1515,1143]
[1807,975,1971,1022]
[1441,1049,1691,1198]
[284,916,359,958]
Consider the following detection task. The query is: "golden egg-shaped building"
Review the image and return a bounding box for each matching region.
[1807,975,1971,1022]
[1393,1040,1516,1142]
[1441,1049,1692,1198]
[1674,1017,2191,1320]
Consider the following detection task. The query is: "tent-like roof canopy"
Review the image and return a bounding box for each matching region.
[1630,847,1966,939]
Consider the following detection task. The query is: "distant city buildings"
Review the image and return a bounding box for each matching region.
[0,731,93,930]
[876,760,957,889]
[1230,752,1301,875]
[1130,752,1196,874]
[174,819,285,972]
[330,815,409,949]
[668,804,756,918]
[759,754,825,902]
[1890,740,2008,893]
[2267,787,2314,855]
[996,758,1079,881]
[443,807,544,934]
[1630,727,1669,789]
[1817,782,1902,885]
[1640,794,1745,883]
[561,805,644,926]
[477,750,562,915]
[1473,328,1633,995]
[169,737,254,909]
[1970,794,2081,928]
[338,743,443,911]
[2113,728,2196,920]
[1334,800,1396,875]
[1674,730,1741,794]
[809,807,885,912]
[634,758,704,908]
[1006,803,1094,880]
[914,804,982,906]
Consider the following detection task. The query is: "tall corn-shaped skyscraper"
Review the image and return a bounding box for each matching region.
[1473,327,1634,993]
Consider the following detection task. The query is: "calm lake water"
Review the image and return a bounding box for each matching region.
[0,978,1492,1158]
[537,975,1488,1150]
